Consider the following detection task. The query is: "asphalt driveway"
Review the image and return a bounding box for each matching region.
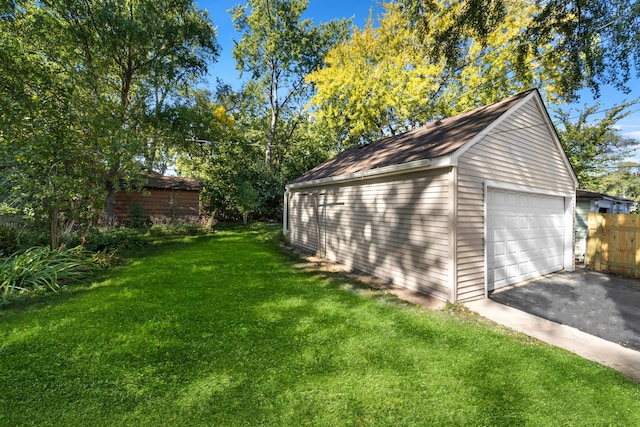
[490,268,640,352]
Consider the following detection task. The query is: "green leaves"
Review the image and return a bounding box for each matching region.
[1,0,219,229]
[401,0,640,100]
[1,246,95,304]
[307,1,557,147]
[231,0,349,166]
[555,100,638,190]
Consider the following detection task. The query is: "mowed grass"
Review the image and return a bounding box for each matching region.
[1,225,639,426]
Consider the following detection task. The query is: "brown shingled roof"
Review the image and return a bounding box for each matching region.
[289,89,535,184]
[143,174,203,191]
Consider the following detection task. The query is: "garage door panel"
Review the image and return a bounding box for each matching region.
[488,189,565,291]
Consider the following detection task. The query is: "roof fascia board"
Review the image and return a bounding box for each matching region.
[602,195,636,204]
[450,91,537,165]
[286,156,453,190]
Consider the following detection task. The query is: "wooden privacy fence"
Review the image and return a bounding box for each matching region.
[587,213,640,278]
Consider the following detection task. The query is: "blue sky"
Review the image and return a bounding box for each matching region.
[200,0,382,87]
[198,0,640,145]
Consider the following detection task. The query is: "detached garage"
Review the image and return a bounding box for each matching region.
[284,89,578,302]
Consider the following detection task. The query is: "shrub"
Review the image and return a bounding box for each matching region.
[128,202,146,228]
[147,215,214,236]
[79,228,147,252]
[1,246,95,303]
[0,226,21,257]
[0,223,49,256]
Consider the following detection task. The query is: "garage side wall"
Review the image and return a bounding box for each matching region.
[455,96,576,302]
[287,192,319,254]
[288,168,453,300]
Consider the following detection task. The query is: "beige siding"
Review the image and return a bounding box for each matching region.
[288,169,453,300]
[288,192,319,254]
[455,96,575,301]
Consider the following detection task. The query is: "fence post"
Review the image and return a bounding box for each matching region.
[586,213,603,271]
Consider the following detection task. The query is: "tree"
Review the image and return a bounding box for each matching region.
[399,0,640,100]
[235,181,259,225]
[172,88,265,220]
[555,101,638,190]
[279,116,338,184]
[230,0,349,167]
[63,0,218,224]
[0,5,104,248]
[1,0,219,227]
[306,4,444,144]
[598,163,640,201]
[307,1,561,145]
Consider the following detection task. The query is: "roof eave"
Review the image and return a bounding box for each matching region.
[601,195,636,204]
[286,156,453,190]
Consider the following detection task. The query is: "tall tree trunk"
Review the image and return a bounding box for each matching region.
[50,205,59,250]
[266,65,279,166]
[104,179,118,226]
[266,108,277,165]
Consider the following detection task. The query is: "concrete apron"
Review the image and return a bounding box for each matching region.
[464,299,640,382]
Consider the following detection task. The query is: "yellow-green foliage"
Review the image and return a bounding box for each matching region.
[308,3,444,143]
[307,0,567,146]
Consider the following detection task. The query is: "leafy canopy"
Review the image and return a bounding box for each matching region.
[0,0,219,228]
[400,0,640,99]
[555,101,638,190]
[306,1,563,146]
[230,0,349,166]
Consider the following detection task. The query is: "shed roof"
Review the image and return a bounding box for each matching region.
[290,89,536,185]
[143,174,203,191]
[576,189,635,204]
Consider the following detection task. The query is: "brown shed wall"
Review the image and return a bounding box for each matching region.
[115,188,200,222]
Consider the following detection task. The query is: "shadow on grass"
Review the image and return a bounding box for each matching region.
[1,226,639,426]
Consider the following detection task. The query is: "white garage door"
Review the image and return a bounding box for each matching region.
[487,189,565,291]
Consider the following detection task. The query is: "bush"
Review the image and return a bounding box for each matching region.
[128,202,146,228]
[0,226,21,257]
[0,223,49,257]
[79,228,147,252]
[1,246,95,304]
[147,215,214,237]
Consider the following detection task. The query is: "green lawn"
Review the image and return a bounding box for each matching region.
[1,224,639,426]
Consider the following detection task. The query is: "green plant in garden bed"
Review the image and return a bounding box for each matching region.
[79,227,148,252]
[0,246,95,303]
[146,215,214,237]
[0,225,638,426]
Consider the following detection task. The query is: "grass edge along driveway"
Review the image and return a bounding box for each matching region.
[1,225,639,426]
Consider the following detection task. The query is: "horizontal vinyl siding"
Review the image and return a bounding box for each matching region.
[575,201,591,261]
[289,168,452,300]
[456,96,575,302]
[288,192,319,254]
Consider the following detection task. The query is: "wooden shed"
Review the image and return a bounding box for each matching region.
[115,174,203,223]
[284,89,578,302]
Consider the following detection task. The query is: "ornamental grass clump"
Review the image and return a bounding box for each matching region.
[0,246,94,303]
